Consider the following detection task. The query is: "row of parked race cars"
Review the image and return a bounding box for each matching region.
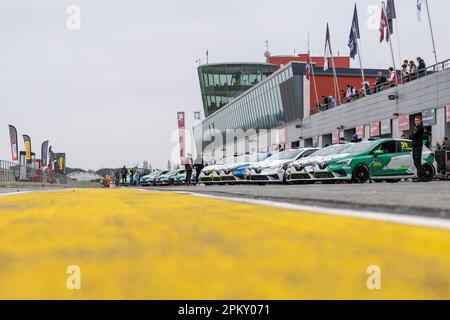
[141,138,437,187]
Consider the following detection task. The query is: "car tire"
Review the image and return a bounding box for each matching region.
[422,164,435,182]
[352,165,370,184]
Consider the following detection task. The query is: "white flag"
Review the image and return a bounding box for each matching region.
[417,0,423,22]
[323,24,331,71]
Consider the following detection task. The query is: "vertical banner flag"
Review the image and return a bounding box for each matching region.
[323,24,331,71]
[417,0,423,22]
[385,0,396,42]
[41,141,49,167]
[177,112,186,163]
[8,125,18,161]
[446,104,450,123]
[49,146,54,169]
[379,5,388,43]
[348,4,360,60]
[23,135,32,164]
[305,61,311,80]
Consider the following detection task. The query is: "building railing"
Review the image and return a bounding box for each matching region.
[0,159,68,184]
[311,59,450,114]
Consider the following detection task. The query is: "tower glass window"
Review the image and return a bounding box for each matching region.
[198,63,278,117]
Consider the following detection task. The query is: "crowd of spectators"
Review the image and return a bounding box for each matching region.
[315,57,428,113]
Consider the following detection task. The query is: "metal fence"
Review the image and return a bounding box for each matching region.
[311,58,450,114]
[0,159,67,184]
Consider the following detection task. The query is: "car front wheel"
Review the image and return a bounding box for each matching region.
[422,164,435,182]
[352,165,370,184]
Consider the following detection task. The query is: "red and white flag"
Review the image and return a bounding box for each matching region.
[379,6,388,43]
[305,62,311,80]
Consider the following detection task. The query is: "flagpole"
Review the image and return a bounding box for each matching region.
[356,37,366,95]
[308,34,320,112]
[327,25,341,104]
[425,0,438,65]
[329,46,341,105]
[383,2,399,94]
[395,19,402,68]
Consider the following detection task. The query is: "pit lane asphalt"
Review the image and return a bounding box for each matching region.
[150,181,450,219]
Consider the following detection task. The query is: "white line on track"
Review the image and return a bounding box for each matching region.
[0,191,33,197]
[151,190,450,231]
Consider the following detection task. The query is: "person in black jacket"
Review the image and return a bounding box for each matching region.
[417,57,426,78]
[410,116,425,182]
[120,166,128,186]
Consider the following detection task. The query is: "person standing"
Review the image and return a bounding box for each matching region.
[417,57,426,78]
[194,155,204,185]
[105,174,111,188]
[388,67,397,88]
[120,166,128,186]
[129,168,135,186]
[184,154,194,186]
[115,169,120,187]
[410,116,425,182]
[134,170,140,186]
[409,60,418,81]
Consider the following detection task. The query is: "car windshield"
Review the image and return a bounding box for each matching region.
[233,154,259,164]
[159,171,169,176]
[271,149,302,160]
[177,170,186,175]
[310,144,352,157]
[344,141,380,154]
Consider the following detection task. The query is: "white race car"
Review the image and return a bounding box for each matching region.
[286,144,354,183]
[248,148,319,184]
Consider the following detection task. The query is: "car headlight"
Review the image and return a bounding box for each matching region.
[335,159,352,166]
[279,163,289,171]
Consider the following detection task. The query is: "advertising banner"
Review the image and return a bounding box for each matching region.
[8,125,18,161]
[23,135,32,164]
[370,121,380,137]
[380,119,392,135]
[177,112,186,163]
[398,114,410,131]
[422,108,436,127]
[332,131,340,144]
[49,146,54,170]
[41,141,49,167]
[356,125,365,140]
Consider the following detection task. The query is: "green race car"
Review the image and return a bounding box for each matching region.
[173,170,187,185]
[312,139,436,183]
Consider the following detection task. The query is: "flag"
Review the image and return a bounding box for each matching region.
[348,4,360,59]
[23,135,32,164]
[379,6,388,43]
[305,62,311,80]
[323,24,331,71]
[386,0,396,41]
[417,0,423,22]
[49,146,54,169]
[41,141,49,167]
[8,125,18,161]
[177,112,186,164]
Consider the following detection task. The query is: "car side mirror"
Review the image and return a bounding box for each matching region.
[373,150,385,156]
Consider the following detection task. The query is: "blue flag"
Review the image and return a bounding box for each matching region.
[348,4,360,59]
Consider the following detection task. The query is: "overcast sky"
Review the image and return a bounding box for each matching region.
[1,0,449,170]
